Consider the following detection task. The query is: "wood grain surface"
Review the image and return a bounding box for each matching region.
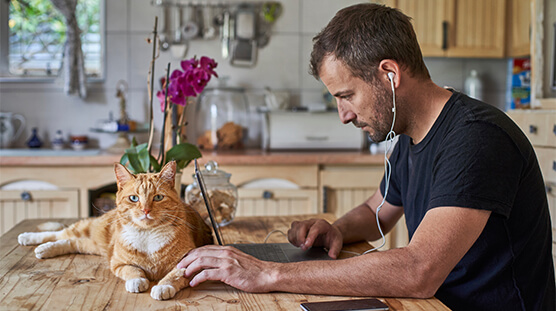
[0,215,450,310]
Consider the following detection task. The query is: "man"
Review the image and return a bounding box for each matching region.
[178,3,555,310]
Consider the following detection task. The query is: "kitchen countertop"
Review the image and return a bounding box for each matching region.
[0,148,387,166]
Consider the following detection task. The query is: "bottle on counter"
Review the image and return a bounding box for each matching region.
[464,69,484,101]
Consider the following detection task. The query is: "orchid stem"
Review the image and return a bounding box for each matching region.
[159,62,171,167]
[147,16,158,156]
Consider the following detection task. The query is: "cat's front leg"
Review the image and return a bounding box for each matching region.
[150,267,189,300]
[18,231,60,245]
[112,263,150,293]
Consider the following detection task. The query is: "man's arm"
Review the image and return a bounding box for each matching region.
[273,206,491,297]
[288,190,404,257]
[334,190,405,243]
[180,202,491,297]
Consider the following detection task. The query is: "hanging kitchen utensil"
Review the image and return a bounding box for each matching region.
[257,1,282,48]
[230,3,258,67]
[202,4,216,39]
[155,0,171,51]
[171,3,188,58]
[181,3,199,40]
[220,9,231,59]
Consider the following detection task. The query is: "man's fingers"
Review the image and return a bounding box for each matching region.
[189,267,221,287]
[327,236,343,259]
[288,220,314,247]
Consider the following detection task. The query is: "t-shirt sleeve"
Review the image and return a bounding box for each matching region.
[428,121,524,218]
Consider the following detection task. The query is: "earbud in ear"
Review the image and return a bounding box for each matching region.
[387,72,395,81]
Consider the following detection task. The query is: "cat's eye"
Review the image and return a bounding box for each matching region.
[153,194,164,202]
[129,195,139,202]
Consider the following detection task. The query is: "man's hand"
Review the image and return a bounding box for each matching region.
[177,245,278,292]
[287,218,343,259]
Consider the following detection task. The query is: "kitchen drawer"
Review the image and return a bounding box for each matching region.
[536,147,556,184]
[510,111,549,146]
[0,189,79,235]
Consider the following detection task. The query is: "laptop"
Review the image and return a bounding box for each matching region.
[194,159,332,263]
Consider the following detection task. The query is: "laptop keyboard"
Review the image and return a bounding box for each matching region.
[232,243,290,263]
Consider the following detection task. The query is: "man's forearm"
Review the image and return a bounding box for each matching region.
[270,247,433,298]
[333,204,380,243]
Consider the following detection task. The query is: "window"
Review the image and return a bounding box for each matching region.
[0,0,104,80]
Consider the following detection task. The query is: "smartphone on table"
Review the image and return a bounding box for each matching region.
[300,298,389,311]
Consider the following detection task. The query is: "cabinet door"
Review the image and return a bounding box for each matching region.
[446,0,507,58]
[0,190,79,235]
[387,0,448,57]
[506,0,531,57]
[237,189,318,216]
[320,166,409,250]
[388,0,507,58]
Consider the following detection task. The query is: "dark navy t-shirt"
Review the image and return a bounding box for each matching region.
[380,92,555,310]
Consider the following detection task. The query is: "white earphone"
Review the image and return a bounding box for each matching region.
[388,72,395,82]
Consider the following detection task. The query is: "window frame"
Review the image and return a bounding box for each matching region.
[0,0,106,83]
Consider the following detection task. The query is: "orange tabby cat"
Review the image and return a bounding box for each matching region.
[18,161,213,300]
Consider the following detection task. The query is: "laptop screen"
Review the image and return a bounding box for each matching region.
[194,159,224,245]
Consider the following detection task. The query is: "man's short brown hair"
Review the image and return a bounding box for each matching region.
[310,3,430,83]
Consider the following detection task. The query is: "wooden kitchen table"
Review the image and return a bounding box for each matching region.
[0,214,450,310]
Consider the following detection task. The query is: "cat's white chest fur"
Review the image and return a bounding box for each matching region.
[120,224,174,255]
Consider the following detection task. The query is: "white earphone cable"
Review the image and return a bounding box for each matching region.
[363,74,397,254]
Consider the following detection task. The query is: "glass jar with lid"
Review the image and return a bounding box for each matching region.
[185,160,238,227]
[194,78,249,150]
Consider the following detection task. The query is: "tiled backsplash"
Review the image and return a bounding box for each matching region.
[0,0,508,149]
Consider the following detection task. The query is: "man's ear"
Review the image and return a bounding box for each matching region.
[378,59,400,87]
[114,163,135,189]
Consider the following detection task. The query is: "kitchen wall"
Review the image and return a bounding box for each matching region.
[0,0,509,149]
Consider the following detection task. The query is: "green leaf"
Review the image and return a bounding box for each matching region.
[165,143,202,170]
[130,137,139,147]
[127,152,145,174]
[137,147,150,173]
[149,154,162,172]
[119,153,129,166]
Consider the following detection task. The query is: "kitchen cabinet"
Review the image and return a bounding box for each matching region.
[507,109,556,274]
[386,0,511,58]
[506,0,531,57]
[0,154,390,238]
[320,165,409,250]
[0,166,116,234]
[0,189,79,235]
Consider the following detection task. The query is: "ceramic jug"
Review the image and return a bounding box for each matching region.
[0,112,26,148]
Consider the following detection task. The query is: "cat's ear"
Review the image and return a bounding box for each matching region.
[159,161,176,186]
[114,163,135,188]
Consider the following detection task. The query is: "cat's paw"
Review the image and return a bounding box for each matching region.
[150,285,177,300]
[125,278,149,293]
[35,241,66,259]
[18,232,41,245]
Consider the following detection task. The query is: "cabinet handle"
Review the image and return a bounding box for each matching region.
[442,21,448,50]
[305,136,328,141]
[552,124,556,136]
[529,125,538,134]
[553,161,556,172]
[262,190,273,199]
[20,191,32,201]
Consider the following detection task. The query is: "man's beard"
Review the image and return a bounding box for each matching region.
[358,82,395,143]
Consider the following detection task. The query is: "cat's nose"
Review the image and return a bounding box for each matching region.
[143,208,151,215]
